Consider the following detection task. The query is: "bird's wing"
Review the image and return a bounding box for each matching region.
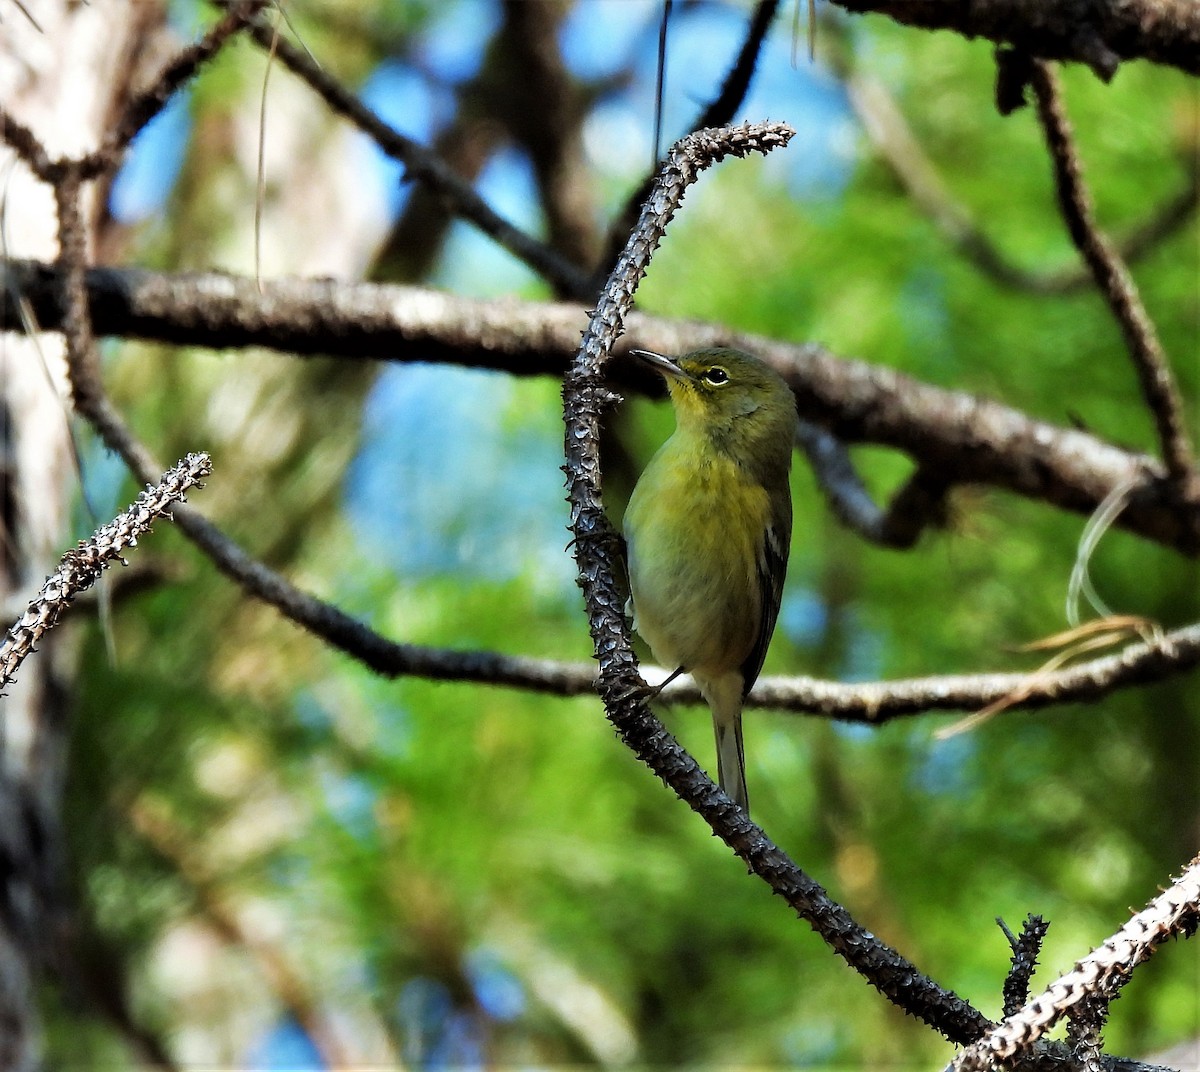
[739,487,792,697]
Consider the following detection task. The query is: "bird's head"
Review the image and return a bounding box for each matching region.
[629,347,797,447]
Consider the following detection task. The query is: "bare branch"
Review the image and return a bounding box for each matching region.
[828,0,1200,80]
[999,915,1049,1017]
[0,104,54,180]
[207,611,1200,722]
[563,121,991,1043]
[1030,61,1198,496]
[795,421,948,547]
[694,0,781,132]
[79,0,270,179]
[0,4,266,184]
[832,48,1198,296]
[11,583,1188,724]
[0,452,212,690]
[5,259,1197,555]
[244,18,594,300]
[352,612,1200,725]
[597,0,781,285]
[749,617,1200,721]
[949,853,1200,1071]
[52,165,104,411]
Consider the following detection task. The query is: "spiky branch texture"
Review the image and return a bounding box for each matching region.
[0,453,212,690]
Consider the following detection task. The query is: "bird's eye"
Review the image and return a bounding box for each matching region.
[703,367,729,386]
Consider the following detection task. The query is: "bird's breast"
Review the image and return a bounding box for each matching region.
[624,436,772,677]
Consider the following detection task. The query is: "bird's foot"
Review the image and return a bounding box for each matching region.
[609,666,686,707]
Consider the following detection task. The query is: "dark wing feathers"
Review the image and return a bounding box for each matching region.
[739,488,792,697]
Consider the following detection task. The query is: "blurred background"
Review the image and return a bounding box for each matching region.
[25,0,1200,1065]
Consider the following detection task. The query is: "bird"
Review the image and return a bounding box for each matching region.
[623,346,798,815]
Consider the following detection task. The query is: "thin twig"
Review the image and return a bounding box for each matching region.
[0,5,265,184]
[0,103,54,180]
[1031,61,1197,495]
[8,0,43,33]
[652,0,671,168]
[692,0,780,133]
[563,121,990,1043]
[949,853,1200,1071]
[0,453,212,690]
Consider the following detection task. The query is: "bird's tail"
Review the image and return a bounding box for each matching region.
[714,712,748,814]
[703,674,749,815]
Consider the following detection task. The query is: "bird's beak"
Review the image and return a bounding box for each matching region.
[629,348,692,381]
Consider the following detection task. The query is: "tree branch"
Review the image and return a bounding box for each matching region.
[831,43,1198,296]
[0,3,266,184]
[562,120,990,1043]
[949,853,1200,1071]
[828,0,1200,80]
[24,167,1200,734]
[244,17,594,300]
[5,258,1197,555]
[0,452,212,690]
[79,0,269,180]
[999,915,1050,1018]
[596,0,780,286]
[795,420,949,547]
[749,617,1200,721]
[1030,60,1198,496]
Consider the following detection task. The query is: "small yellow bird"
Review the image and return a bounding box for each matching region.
[624,347,798,815]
